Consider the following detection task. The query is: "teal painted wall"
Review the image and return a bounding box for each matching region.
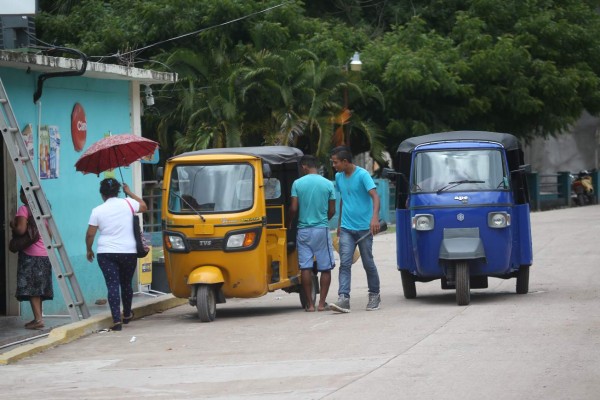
[1,68,134,317]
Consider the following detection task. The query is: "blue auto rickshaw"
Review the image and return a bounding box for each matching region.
[384,131,533,305]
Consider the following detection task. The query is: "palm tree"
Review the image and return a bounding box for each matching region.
[155,46,385,165]
[238,49,313,146]
[156,47,244,154]
[238,49,384,161]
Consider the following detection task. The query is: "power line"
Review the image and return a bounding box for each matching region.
[24,1,293,68]
[98,1,294,61]
[24,31,55,48]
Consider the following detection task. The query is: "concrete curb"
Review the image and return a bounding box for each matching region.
[0,294,187,365]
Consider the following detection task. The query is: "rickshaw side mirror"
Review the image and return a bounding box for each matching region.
[156,166,164,183]
[381,168,398,179]
[382,168,409,185]
[263,163,272,178]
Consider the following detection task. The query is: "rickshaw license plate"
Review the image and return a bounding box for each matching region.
[194,224,215,234]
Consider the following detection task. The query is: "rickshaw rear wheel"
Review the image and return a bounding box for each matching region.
[400,270,417,299]
[299,274,318,309]
[516,265,530,294]
[196,284,217,322]
[455,262,470,306]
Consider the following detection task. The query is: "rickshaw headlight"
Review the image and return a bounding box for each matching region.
[488,212,510,228]
[226,232,257,249]
[165,234,187,251]
[412,214,434,231]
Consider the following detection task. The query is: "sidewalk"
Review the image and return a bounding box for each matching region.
[0,295,144,348]
[0,293,186,365]
[1,226,397,364]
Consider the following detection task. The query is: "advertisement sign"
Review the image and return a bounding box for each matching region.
[71,103,87,151]
[39,125,60,179]
[0,0,37,14]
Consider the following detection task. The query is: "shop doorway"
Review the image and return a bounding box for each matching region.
[1,143,6,315]
[1,141,18,316]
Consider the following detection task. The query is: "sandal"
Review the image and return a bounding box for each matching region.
[24,319,37,328]
[25,320,45,330]
[122,311,135,325]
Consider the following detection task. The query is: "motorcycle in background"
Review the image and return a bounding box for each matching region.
[571,170,595,206]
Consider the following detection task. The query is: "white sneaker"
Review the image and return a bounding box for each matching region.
[329,295,351,313]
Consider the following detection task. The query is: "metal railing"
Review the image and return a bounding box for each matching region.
[526,170,599,211]
[142,180,162,232]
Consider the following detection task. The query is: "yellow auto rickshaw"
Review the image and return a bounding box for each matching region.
[160,146,316,321]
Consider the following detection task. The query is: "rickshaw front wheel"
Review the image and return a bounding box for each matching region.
[516,265,530,295]
[455,262,470,306]
[196,284,217,322]
[400,270,416,299]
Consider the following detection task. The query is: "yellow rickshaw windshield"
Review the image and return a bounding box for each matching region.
[168,163,255,213]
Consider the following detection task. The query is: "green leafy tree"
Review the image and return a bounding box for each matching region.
[36,0,600,163]
[363,1,600,156]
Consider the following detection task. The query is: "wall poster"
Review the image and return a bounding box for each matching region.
[22,123,35,160]
[39,125,60,179]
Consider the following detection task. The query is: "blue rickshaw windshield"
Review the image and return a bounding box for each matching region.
[412,149,508,193]
[168,163,255,213]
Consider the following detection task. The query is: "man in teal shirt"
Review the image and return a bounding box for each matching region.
[289,155,336,312]
[330,147,381,313]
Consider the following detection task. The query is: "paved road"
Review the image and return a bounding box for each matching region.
[1,206,599,400]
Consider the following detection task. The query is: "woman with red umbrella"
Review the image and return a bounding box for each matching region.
[85,178,147,331]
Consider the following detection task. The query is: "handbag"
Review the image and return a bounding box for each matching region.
[9,207,40,253]
[125,199,150,258]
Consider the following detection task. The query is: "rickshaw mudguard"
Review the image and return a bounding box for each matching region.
[439,228,486,261]
[187,266,225,285]
[395,209,417,272]
[514,203,533,266]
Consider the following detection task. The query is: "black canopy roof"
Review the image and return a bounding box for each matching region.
[397,131,521,154]
[173,146,303,165]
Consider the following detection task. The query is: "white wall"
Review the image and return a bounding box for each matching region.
[523,112,600,174]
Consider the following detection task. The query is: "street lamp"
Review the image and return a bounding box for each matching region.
[337,52,362,147]
[145,85,155,106]
[349,51,362,72]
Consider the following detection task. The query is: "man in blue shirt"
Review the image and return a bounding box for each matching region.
[289,155,336,312]
[330,147,381,312]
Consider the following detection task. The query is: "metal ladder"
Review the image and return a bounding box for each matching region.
[0,78,90,321]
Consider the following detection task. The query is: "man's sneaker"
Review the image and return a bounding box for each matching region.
[366,292,381,311]
[329,295,351,313]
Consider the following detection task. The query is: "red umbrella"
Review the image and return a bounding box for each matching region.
[75,134,158,180]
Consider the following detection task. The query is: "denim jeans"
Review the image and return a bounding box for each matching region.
[338,228,380,297]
